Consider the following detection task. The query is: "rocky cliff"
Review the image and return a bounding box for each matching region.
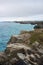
[0,30,43,65]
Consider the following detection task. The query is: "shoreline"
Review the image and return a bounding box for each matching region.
[0,30,43,65]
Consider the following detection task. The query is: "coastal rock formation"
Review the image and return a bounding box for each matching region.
[7,33,31,45]
[0,52,8,65]
[0,31,43,65]
[7,36,18,44]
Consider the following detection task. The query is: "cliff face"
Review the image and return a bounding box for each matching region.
[0,30,43,65]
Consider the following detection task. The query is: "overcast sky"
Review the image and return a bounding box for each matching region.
[0,0,43,21]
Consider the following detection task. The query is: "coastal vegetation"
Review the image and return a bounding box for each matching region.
[20,30,43,45]
[0,29,43,65]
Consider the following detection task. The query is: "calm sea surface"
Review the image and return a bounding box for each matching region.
[0,22,34,51]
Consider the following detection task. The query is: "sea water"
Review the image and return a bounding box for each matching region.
[0,22,34,51]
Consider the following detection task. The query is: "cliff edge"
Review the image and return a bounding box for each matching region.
[0,30,43,65]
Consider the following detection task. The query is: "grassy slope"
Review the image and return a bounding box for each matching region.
[29,32,43,44]
[20,30,43,45]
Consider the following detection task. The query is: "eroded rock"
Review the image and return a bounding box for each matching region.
[0,32,43,65]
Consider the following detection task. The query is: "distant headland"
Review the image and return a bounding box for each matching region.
[15,21,43,29]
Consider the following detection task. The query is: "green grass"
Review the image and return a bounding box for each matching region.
[20,30,43,45]
[29,32,43,44]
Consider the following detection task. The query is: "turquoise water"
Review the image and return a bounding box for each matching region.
[0,22,34,51]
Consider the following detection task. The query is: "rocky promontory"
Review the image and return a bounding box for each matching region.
[0,30,43,65]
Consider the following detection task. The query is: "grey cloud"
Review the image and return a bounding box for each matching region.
[0,0,43,17]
